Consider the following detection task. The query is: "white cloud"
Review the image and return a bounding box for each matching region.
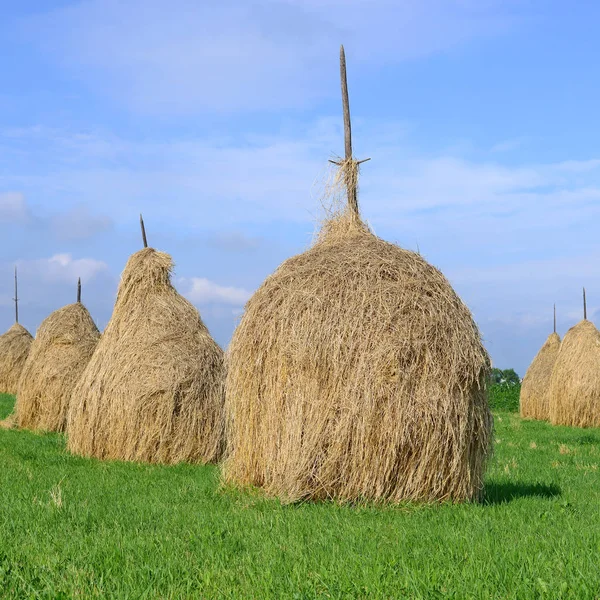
[183,277,252,306]
[17,253,109,285]
[6,121,600,232]
[22,0,522,114]
[0,192,29,223]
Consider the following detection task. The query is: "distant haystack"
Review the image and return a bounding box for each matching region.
[549,289,600,427]
[67,219,225,464]
[16,283,100,432]
[0,324,33,395]
[0,267,33,394]
[520,306,560,420]
[222,47,492,504]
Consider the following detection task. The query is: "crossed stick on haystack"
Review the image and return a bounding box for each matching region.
[328,46,371,218]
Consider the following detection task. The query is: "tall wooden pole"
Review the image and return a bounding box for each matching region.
[140,213,148,248]
[340,46,352,163]
[340,45,359,217]
[583,287,587,320]
[13,266,18,324]
[553,303,556,334]
[77,277,81,303]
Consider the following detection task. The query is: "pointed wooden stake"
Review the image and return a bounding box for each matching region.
[553,303,556,334]
[13,266,18,324]
[340,45,352,162]
[583,287,587,320]
[140,213,148,248]
[339,45,360,217]
[77,277,82,303]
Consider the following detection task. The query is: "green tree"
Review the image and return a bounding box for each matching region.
[490,368,521,385]
[490,368,504,384]
[502,368,520,385]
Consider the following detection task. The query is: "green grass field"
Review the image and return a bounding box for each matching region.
[1,392,599,599]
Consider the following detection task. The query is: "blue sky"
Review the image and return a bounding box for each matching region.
[2,0,600,376]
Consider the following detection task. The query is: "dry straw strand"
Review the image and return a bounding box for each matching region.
[15,301,100,432]
[67,247,225,464]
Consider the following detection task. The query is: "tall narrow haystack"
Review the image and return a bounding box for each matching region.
[15,279,100,432]
[0,268,33,394]
[222,47,492,504]
[549,288,600,427]
[67,216,225,464]
[520,305,560,420]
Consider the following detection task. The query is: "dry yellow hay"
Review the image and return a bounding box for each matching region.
[224,46,492,503]
[222,204,492,503]
[520,332,560,421]
[549,319,600,428]
[15,301,100,432]
[0,323,33,394]
[67,247,225,464]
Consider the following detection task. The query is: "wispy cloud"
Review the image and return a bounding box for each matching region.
[21,0,523,115]
[182,277,252,306]
[5,122,600,232]
[3,121,600,376]
[16,253,109,285]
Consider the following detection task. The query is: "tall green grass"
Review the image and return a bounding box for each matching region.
[489,382,521,412]
[1,393,599,598]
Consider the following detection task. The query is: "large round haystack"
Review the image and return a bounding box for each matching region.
[223,210,493,503]
[0,323,33,394]
[67,247,225,464]
[520,332,560,421]
[549,320,600,427]
[15,302,100,432]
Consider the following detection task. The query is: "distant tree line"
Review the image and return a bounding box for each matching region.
[490,368,520,386]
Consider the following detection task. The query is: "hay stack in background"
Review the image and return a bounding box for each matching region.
[15,279,100,432]
[549,288,600,427]
[222,47,492,504]
[67,216,225,464]
[0,324,33,395]
[0,267,33,394]
[520,305,560,420]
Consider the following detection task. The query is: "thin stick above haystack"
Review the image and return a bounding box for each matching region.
[520,304,560,420]
[549,288,600,427]
[15,279,100,432]
[222,47,492,503]
[67,216,225,463]
[0,267,33,394]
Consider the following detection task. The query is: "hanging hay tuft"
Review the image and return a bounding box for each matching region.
[223,207,492,503]
[15,302,100,432]
[67,247,225,464]
[520,332,561,420]
[0,323,33,394]
[549,320,600,427]
[0,413,15,430]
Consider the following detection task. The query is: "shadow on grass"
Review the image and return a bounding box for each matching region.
[483,481,561,505]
